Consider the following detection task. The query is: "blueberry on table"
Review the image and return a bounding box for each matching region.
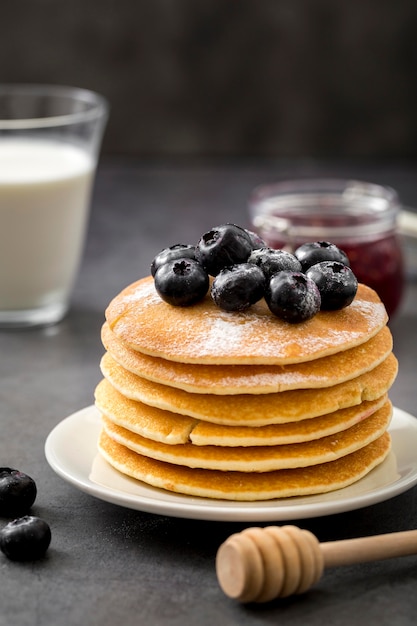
[195,224,253,276]
[150,244,196,277]
[0,516,51,561]
[211,263,266,312]
[306,261,358,310]
[294,241,350,271]
[248,247,302,279]
[0,468,37,516]
[265,271,321,323]
[154,258,209,306]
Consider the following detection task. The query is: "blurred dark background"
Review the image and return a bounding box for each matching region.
[2,0,417,160]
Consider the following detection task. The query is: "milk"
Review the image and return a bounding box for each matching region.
[0,139,95,312]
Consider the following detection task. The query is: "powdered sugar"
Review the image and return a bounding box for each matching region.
[351,298,387,324]
[194,312,260,355]
[122,279,161,305]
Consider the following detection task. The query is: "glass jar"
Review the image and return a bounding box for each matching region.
[248,178,405,317]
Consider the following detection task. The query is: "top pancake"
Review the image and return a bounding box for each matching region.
[105,277,388,365]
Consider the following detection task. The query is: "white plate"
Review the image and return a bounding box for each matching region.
[45,406,417,522]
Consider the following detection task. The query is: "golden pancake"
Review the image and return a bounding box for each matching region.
[97,430,392,500]
[101,322,393,395]
[95,378,196,445]
[100,351,398,426]
[190,397,388,446]
[105,278,388,365]
[95,377,388,446]
[100,402,392,472]
[99,271,395,501]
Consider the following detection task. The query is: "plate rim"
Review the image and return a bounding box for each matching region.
[45,405,417,521]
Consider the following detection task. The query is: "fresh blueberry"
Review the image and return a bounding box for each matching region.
[154,258,209,306]
[211,263,266,312]
[306,261,358,310]
[294,241,350,271]
[0,468,37,516]
[265,271,321,323]
[195,224,252,276]
[248,247,302,279]
[245,229,267,250]
[0,516,51,561]
[151,244,196,277]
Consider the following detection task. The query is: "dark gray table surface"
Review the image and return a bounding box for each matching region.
[1,158,417,626]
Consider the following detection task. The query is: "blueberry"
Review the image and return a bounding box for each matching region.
[248,247,302,279]
[150,244,196,277]
[154,258,209,306]
[195,224,252,276]
[265,271,321,323]
[245,229,267,250]
[0,468,37,516]
[306,261,358,310]
[294,241,350,271]
[211,263,265,312]
[0,515,51,561]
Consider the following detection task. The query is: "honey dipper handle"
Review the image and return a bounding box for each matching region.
[321,529,417,569]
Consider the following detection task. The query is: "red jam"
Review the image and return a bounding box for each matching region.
[249,179,405,317]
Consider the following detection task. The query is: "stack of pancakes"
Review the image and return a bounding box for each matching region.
[95,276,397,501]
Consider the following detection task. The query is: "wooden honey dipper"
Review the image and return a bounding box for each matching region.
[216,524,417,603]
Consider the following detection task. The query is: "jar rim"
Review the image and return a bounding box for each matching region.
[249,178,400,206]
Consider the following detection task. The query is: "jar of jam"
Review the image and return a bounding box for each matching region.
[248,178,405,317]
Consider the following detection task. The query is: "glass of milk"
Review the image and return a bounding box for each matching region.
[0,84,108,327]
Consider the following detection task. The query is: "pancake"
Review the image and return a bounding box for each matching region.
[97,429,392,500]
[95,377,388,446]
[190,397,388,446]
[105,278,388,365]
[100,402,391,471]
[95,378,196,445]
[100,351,398,426]
[98,268,396,501]
[101,322,393,395]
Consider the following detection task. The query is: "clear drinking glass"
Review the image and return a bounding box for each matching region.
[0,84,109,327]
[248,178,405,316]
